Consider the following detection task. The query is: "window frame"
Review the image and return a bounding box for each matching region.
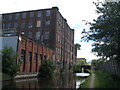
[28,21,33,28]
[15,13,19,20]
[30,12,34,18]
[46,10,51,16]
[14,22,18,28]
[35,32,41,41]
[45,20,50,26]
[22,13,26,18]
[21,22,26,28]
[36,20,41,27]
[37,11,42,17]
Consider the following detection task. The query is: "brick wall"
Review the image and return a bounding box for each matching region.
[18,35,54,73]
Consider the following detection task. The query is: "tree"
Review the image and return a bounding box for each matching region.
[38,59,56,78]
[75,43,81,50]
[2,46,20,79]
[82,1,120,61]
[73,64,81,73]
[75,43,81,56]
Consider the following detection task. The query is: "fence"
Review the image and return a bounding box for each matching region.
[99,60,120,77]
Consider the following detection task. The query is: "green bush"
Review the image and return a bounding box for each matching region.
[73,64,81,73]
[38,59,56,78]
[2,46,20,79]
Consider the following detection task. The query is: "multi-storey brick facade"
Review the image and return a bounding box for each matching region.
[2,7,75,72]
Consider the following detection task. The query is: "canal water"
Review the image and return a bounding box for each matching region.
[2,72,86,89]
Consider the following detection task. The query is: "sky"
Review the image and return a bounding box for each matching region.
[0,0,104,62]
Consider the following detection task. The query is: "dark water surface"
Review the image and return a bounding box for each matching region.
[2,72,86,89]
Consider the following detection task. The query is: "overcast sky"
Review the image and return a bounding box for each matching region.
[0,0,104,62]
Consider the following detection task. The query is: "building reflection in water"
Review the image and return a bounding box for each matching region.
[2,72,85,89]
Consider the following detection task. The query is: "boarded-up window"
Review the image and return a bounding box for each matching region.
[37,20,41,27]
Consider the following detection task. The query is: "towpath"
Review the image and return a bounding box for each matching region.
[89,68,95,88]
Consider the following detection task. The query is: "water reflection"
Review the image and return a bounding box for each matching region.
[76,79,85,89]
[2,72,86,89]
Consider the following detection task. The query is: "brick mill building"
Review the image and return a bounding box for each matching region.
[1,7,75,73]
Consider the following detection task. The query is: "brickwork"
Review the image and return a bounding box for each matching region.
[18,35,53,73]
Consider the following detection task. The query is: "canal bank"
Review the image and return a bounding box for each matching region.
[2,72,38,81]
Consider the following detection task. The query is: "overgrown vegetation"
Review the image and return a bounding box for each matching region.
[2,46,20,80]
[79,74,92,88]
[73,64,81,73]
[79,69,120,88]
[38,59,56,78]
[94,70,120,88]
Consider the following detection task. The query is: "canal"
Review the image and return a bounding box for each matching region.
[2,72,86,89]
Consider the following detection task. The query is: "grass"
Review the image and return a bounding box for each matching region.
[79,74,92,88]
[94,70,120,88]
[78,69,120,88]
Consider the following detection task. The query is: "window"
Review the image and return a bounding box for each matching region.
[4,15,8,20]
[34,53,37,61]
[28,32,32,38]
[14,22,18,28]
[21,50,26,61]
[44,55,47,60]
[30,12,34,18]
[15,13,19,19]
[21,22,26,28]
[45,20,50,26]
[37,11,42,17]
[37,20,41,27]
[46,10,51,16]
[2,17,4,21]
[9,15,12,20]
[7,23,11,29]
[28,52,32,62]
[2,24,5,29]
[22,13,26,18]
[21,50,26,72]
[35,32,41,40]
[28,22,33,28]
[58,35,60,42]
[44,32,49,39]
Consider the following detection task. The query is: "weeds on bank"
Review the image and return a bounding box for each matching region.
[94,70,120,88]
[79,74,92,88]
